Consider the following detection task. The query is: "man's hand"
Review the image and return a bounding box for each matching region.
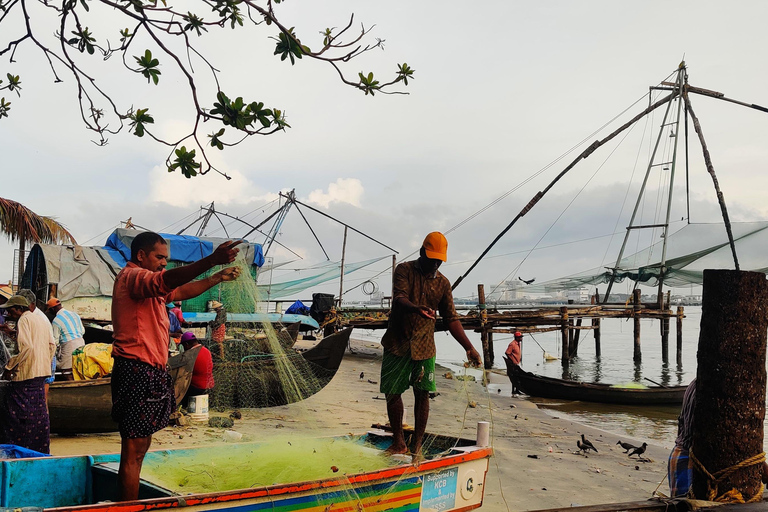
[215,266,241,283]
[211,240,244,266]
[413,305,435,320]
[466,347,482,368]
[1,368,13,381]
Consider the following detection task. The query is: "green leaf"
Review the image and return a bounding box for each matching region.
[168,146,201,178]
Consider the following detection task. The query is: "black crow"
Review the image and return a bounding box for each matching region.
[577,440,596,454]
[628,442,648,458]
[617,440,638,453]
[518,277,536,285]
[581,434,597,453]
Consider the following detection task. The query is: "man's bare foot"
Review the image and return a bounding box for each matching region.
[411,450,425,466]
[384,443,408,455]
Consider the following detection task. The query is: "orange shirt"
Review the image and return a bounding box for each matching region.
[111,262,177,369]
[505,340,521,365]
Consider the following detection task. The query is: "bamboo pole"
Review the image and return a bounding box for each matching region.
[478,284,492,370]
[676,306,684,364]
[338,226,348,308]
[633,289,642,362]
[592,292,601,357]
[560,306,569,366]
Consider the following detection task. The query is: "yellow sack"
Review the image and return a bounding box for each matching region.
[72,343,114,380]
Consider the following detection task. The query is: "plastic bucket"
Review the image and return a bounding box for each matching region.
[188,394,209,421]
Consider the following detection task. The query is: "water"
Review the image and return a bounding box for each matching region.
[354,306,705,447]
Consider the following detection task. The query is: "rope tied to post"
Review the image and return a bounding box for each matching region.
[689,448,765,503]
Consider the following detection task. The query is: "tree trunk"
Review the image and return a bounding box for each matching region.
[691,270,768,501]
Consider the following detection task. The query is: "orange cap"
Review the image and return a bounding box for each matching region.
[422,232,448,262]
[514,331,523,338]
[46,298,61,308]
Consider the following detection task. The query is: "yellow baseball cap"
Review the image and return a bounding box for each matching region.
[422,232,448,262]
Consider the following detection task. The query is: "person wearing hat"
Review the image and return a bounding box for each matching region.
[46,298,85,380]
[380,232,483,458]
[504,331,523,395]
[110,231,242,501]
[0,295,56,454]
[179,331,214,408]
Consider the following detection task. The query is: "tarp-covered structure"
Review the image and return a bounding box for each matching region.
[21,229,265,317]
[519,222,768,294]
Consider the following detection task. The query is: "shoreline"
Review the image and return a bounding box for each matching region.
[50,338,672,511]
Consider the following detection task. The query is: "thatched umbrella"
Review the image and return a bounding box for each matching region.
[0,197,76,286]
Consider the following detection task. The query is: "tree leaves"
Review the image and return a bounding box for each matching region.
[183,12,208,36]
[273,28,309,65]
[67,27,96,55]
[134,49,161,85]
[128,107,154,137]
[397,63,415,86]
[358,71,380,96]
[209,128,225,150]
[168,146,201,178]
[0,98,10,119]
[210,91,285,132]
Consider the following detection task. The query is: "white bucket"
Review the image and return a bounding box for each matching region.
[188,394,209,421]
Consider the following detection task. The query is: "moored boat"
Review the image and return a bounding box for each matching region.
[504,357,687,405]
[0,428,492,511]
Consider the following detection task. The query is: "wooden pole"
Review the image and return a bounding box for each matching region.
[17,238,25,287]
[338,226,348,308]
[691,270,768,501]
[633,289,642,362]
[661,315,670,363]
[676,306,684,365]
[478,284,491,370]
[573,317,582,356]
[560,306,569,366]
[568,318,575,356]
[592,292,601,357]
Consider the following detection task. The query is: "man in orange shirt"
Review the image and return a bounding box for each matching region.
[111,231,242,501]
[504,331,523,395]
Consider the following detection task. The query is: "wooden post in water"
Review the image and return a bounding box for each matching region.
[633,289,642,362]
[691,270,768,501]
[478,284,492,370]
[560,306,569,366]
[676,306,684,364]
[592,291,601,357]
[661,293,670,363]
[572,318,582,356]
[568,317,575,356]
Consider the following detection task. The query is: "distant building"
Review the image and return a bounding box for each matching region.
[501,280,524,302]
[563,287,590,303]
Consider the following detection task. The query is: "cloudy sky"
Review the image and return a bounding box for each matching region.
[2,1,768,301]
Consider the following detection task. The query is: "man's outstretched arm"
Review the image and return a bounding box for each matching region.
[163,240,243,290]
[447,319,482,367]
[173,267,241,301]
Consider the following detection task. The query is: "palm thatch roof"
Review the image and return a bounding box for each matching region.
[0,197,76,245]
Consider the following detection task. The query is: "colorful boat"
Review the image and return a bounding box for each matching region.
[504,357,687,405]
[0,428,492,511]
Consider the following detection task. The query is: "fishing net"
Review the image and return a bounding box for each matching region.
[519,221,768,293]
[198,253,337,410]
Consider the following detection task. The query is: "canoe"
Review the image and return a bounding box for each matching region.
[205,327,352,409]
[0,428,491,511]
[503,357,687,405]
[45,346,200,434]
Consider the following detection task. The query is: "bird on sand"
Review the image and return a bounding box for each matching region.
[617,440,638,453]
[518,276,536,285]
[580,434,597,453]
[359,372,365,380]
[577,440,596,455]
[628,442,648,458]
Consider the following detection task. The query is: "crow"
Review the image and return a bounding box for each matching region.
[628,442,648,458]
[518,277,536,285]
[359,372,365,380]
[581,434,597,453]
[577,440,596,455]
[617,440,638,453]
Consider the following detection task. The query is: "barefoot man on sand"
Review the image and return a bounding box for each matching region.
[111,231,242,501]
[380,232,482,457]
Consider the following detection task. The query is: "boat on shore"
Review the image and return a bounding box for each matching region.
[0,427,492,511]
[504,357,687,405]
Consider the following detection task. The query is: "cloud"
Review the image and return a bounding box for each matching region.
[306,178,364,208]
[148,166,277,208]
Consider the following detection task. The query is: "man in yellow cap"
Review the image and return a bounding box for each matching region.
[380,232,482,457]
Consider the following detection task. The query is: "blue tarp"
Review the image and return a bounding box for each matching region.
[285,300,310,316]
[103,228,264,268]
[0,444,50,460]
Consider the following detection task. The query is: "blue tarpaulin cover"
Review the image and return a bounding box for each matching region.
[103,228,264,268]
[0,444,50,459]
[285,300,310,315]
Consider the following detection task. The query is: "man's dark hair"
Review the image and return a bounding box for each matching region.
[130,231,167,263]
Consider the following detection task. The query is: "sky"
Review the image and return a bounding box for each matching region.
[2,1,768,302]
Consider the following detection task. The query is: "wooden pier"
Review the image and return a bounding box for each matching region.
[334,288,684,368]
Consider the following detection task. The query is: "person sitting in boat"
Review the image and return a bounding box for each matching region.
[380,232,482,458]
[179,331,214,408]
[46,298,85,381]
[504,331,523,395]
[0,295,56,454]
[111,231,242,501]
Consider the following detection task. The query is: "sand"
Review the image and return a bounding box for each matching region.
[50,339,672,511]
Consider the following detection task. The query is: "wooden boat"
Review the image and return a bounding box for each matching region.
[504,357,687,405]
[206,327,353,409]
[0,428,492,511]
[46,346,201,435]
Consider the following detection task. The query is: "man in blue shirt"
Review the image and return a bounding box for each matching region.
[46,298,85,380]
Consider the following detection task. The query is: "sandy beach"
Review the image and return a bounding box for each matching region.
[50,338,672,511]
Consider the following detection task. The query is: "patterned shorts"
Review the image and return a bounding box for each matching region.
[668,445,693,497]
[111,357,175,439]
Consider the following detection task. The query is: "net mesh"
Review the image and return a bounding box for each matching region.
[200,254,336,410]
